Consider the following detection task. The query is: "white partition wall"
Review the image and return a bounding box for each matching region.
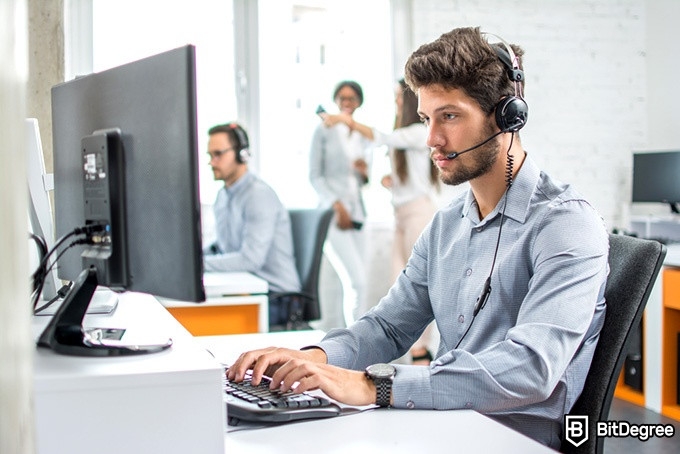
[0,0,34,453]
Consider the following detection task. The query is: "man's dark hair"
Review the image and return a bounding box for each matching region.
[208,122,248,152]
[404,27,525,116]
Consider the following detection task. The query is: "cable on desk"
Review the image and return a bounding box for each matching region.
[31,224,107,312]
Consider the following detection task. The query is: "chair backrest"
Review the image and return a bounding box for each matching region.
[288,208,333,321]
[561,234,666,454]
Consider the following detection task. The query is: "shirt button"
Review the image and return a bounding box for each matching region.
[465,402,473,408]
[465,268,472,276]
[458,314,465,324]
[476,227,483,232]
[407,400,415,409]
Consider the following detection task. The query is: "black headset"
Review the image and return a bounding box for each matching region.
[227,122,251,163]
[484,33,529,133]
[453,33,528,350]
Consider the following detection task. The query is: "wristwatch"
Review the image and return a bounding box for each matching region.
[365,363,396,407]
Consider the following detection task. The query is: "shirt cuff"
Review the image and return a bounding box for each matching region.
[316,339,354,369]
[391,364,434,410]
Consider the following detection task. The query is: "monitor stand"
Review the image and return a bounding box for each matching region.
[37,267,173,356]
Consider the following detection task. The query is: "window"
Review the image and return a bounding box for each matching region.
[257,0,394,221]
[91,0,236,203]
[83,0,394,220]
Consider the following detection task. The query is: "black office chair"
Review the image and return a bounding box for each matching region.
[271,208,333,330]
[561,234,666,454]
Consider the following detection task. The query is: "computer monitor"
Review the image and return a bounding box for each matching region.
[38,45,206,356]
[26,118,60,301]
[632,151,680,214]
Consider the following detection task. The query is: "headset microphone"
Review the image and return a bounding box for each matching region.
[446,130,503,160]
[452,31,528,351]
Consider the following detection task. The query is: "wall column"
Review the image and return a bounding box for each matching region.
[27,0,65,173]
[0,0,35,452]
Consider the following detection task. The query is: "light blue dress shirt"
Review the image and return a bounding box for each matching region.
[309,122,372,223]
[203,171,300,293]
[317,155,609,449]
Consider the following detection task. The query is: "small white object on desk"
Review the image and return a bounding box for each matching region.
[203,271,268,297]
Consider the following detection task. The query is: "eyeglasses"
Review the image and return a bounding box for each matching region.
[336,96,359,104]
[207,148,235,160]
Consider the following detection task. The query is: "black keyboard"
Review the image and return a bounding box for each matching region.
[224,370,341,426]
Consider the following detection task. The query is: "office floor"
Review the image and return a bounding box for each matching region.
[604,398,679,453]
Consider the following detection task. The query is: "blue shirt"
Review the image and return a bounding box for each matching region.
[317,155,609,449]
[203,171,301,293]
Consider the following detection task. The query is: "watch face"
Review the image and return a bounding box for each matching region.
[367,363,396,379]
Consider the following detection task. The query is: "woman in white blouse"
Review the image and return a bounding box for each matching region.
[310,81,372,327]
[328,80,440,363]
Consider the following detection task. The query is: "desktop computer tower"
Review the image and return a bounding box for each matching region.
[623,322,643,392]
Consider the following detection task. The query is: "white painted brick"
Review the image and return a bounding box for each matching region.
[408,0,646,230]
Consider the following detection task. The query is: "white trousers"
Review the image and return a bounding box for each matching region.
[324,222,367,327]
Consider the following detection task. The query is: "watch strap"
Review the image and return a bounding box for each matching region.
[375,378,392,407]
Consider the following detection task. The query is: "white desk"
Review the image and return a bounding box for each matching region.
[197,332,557,454]
[224,407,554,453]
[33,302,555,454]
[32,293,226,454]
[160,271,269,334]
[203,271,268,297]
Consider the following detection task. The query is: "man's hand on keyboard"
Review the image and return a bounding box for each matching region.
[227,346,327,385]
[226,346,376,407]
[270,359,375,407]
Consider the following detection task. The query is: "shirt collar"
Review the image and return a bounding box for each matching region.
[462,154,540,225]
[223,170,254,197]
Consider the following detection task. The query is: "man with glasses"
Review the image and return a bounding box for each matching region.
[204,122,301,329]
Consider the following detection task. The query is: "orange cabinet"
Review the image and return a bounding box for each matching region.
[613,266,680,422]
[661,268,680,420]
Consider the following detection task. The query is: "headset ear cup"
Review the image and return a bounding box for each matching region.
[227,123,250,163]
[238,149,250,163]
[495,96,529,133]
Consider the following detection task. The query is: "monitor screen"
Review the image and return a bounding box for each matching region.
[40,45,205,356]
[632,151,680,213]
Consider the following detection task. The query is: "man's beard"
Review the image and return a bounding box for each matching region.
[439,123,501,186]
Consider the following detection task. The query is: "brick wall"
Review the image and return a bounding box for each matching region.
[319,0,680,327]
[407,0,646,230]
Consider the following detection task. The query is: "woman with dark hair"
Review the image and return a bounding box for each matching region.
[332,80,440,363]
[309,80,372,327]
[379,80,439,277]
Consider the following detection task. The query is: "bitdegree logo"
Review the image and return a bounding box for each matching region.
[565,415,676,447]
[565,415,589,447]
[597,420,675,441]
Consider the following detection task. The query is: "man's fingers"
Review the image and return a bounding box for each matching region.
[226,347,275,382]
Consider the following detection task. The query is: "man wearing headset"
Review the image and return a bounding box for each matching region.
[203,122,301,329]
[227,28,608,448]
